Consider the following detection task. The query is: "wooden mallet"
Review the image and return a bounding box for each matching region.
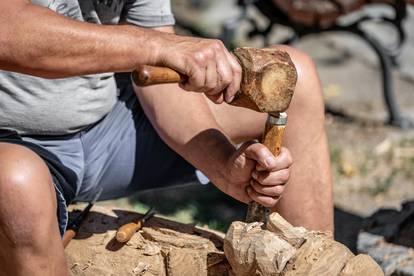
[132,47,297,225]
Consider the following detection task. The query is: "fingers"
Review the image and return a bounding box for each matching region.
[247,169,289,207]
[244,144,293,173]
[254,147,293,172]
[246,186,281,208]
[171,37,240,103]
[224,52,242,103]
[252,169,290,186]
[244,145,292,208]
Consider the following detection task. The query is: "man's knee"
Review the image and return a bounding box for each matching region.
[0,143,56,246]
[271,45,325,115]
[271,45,317,79]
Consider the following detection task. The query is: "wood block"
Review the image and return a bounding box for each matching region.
[340,254,384,276]
[284,233,333,275]
[166,248,207,276]
[307,241,354,276]
[267,212,308,247]
[141,227,217,252]
[224,221,296,276]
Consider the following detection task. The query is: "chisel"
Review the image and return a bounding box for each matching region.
[62,188,103,248]
[116,207,156,243]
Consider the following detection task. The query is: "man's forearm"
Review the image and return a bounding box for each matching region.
[0,1,166,78]
[135,83,236,185]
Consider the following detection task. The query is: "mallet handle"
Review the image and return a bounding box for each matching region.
[132,65,183,86]
[246,116,286,223]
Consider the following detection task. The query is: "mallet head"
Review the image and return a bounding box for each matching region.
[231,47,297,116]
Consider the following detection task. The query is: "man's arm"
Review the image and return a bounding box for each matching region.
[136,26,292,207]
[0,0,158,78]
[0,0,240,102]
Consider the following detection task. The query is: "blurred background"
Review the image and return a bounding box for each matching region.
[103,0,414,272]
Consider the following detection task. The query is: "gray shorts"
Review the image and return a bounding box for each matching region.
[0,74,196,236]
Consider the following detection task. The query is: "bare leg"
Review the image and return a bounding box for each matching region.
[0,143,68,276]
[207,45,333,232]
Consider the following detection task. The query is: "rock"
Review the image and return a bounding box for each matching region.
[358,232,414,275]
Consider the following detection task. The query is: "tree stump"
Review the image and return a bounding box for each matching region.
[65,205,383,276]
[65,205,230,276]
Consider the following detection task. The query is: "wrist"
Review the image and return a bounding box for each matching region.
[192,130,236,190]
[146,30,177,66]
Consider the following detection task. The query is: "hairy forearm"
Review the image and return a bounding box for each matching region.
[135,83,235,183]
[0,1,167,78]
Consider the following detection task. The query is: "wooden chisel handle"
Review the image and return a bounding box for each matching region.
[246,115,286,224]
[132,65,183,86]
[116,221,143,243]
[62,229,76,249]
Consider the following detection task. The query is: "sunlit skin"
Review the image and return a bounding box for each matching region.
[0,1,332,275]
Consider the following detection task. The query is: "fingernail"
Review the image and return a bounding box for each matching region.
[225,93,235,103]
[252,171,258,180]
[265,156,276,167]
[246,186,252,193]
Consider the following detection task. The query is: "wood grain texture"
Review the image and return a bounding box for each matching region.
[232,47,297,114]
[167,248,207,276]
[224,221,296,276]
[141,227,218,251]
[267,212,307,247]
[340,254,384,276]
[132,65,182,86]
[262,121,285,156]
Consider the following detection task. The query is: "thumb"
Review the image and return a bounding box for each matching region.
[243,142,277,170]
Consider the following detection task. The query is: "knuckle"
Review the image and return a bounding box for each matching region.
[257,146,269,158]
[262,197,276,208]
[194,52,206,64]
[222,73,232,84]
[274,185,284,196]
[232,62,242,73]
[281,169,290,183]
[211,40,223,50]
[256,172,265,183]
[203,48,214,59]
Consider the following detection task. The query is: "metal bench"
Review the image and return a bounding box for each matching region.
[218,0,413,127]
